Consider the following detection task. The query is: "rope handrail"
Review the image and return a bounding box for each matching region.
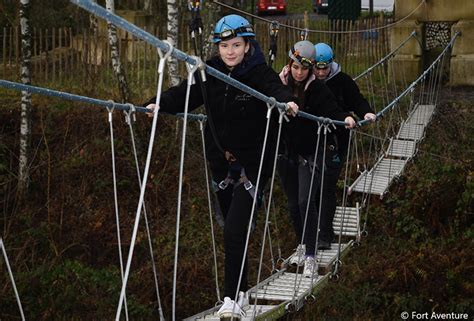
[69,0,350,127]
[0,79,207,121]
[364,31,460,126]
[353,30,417,81]
[213,0,425,34]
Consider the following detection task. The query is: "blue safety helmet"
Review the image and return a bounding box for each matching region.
[314,43,334,69]
[212,14,255,43]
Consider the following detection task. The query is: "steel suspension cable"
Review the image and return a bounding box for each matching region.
[0,79,206,121]
[374,32,460,120]
[354,31,417,81]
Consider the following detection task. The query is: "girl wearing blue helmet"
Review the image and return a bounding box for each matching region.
[144,14,298,320]
[313,42,376,246]
[277,40,356,278]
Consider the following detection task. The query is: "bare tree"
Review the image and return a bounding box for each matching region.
[106,0,130,102]
[203,1,221,60]
[144,0,152,13]
[167,0,180,86]
[18,0,32,195]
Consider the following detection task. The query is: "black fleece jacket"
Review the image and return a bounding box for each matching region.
[144,41,295,174]
[325,70,374,154]
[285,79,351,157]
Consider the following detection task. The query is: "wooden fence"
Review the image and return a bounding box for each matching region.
[0,15,391,96]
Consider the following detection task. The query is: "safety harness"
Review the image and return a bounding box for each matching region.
[217,152,257,199]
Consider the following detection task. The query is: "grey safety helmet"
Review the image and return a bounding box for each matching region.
[288,40,316,68]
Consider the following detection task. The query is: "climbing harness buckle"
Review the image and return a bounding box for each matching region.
[218,177,232,190]
[243,180,253,191]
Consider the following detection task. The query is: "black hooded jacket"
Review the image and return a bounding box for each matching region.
[291,80,351,156]
[324,63,374,155]
[143,41,295,174]
[279,66,351,157]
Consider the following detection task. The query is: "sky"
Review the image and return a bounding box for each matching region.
[361,0,395,11]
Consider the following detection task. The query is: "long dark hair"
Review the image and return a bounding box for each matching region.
[287,60,311,107]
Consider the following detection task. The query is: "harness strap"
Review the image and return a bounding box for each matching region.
[217,163,257,199]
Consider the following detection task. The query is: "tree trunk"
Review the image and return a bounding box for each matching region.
[90,0,99,33]
[18,0,32,196]
[144,0,152,13]
[106,0,130,102]
[203,1,220,60]
[167,0,180,86]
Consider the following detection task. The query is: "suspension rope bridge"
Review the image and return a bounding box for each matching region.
[0,1,460,320]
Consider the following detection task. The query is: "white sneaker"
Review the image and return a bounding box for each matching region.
[217,296,245,320]
[237,291,249,308]
[303,256,318,278]
[289,244,306,266]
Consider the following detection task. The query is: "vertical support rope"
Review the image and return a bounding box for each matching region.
[115,41,174,321]
[171,58,200,321]
[310,125,330,285]
[252,109,286,318]
[289,122,323,303]
[198,119,222,303]
[233,101,275,303]
[335,130,355,275]
[107,104,130,321]
[124,105,165,321]
[0,238,25,321]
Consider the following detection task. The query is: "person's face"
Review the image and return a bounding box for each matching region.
[218,37,249,70]
[291,62,310,82]
[315,66,331,80]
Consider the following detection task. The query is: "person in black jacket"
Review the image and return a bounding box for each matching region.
[277,40,356,278]
[144,14,298,319]
[313,42,376,245]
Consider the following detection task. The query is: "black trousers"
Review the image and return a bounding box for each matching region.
[212,165,267,299]
[278,148,342,255]
[278,155,320,256]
